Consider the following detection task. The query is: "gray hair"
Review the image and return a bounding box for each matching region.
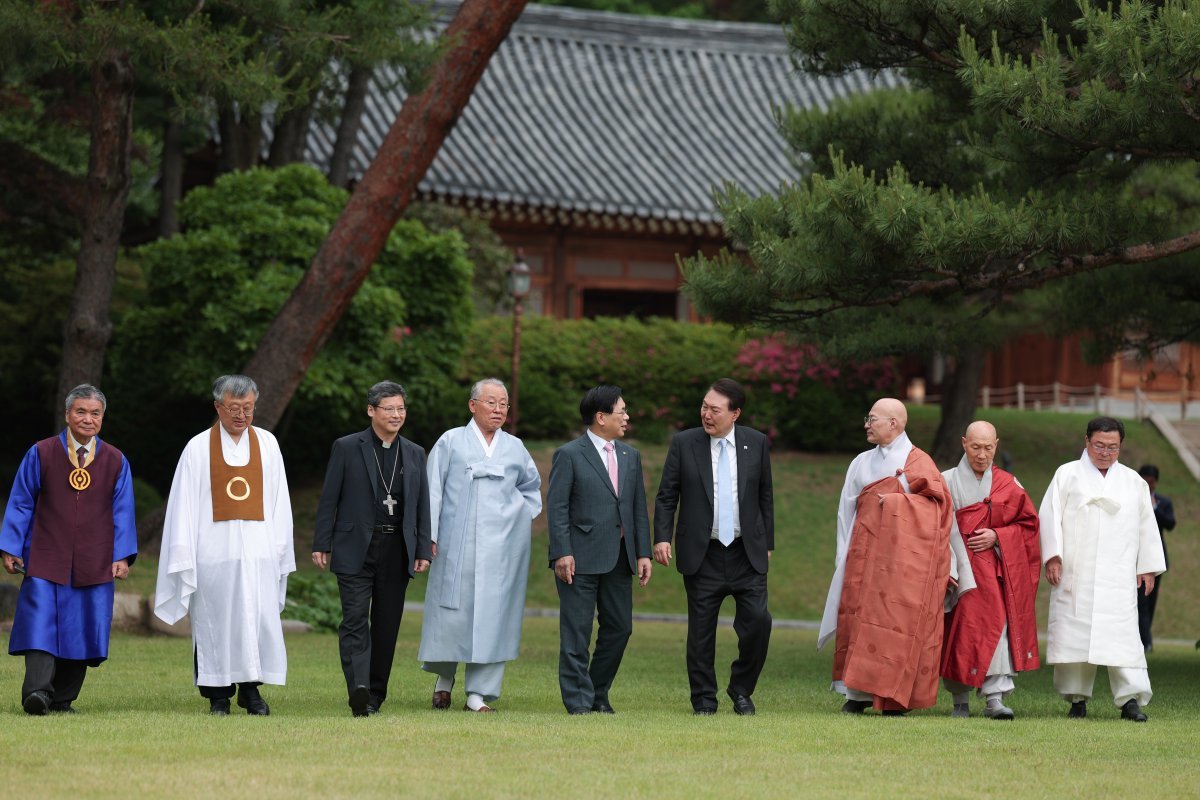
[64,384,107,413]
[470,377,507,400]
[367,381,408,406]
[212,374,259,402]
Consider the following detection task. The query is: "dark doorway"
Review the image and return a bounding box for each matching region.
[582,290,676,319]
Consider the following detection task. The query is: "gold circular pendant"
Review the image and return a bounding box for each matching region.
[225,476,251,501]
[68,468,91,491]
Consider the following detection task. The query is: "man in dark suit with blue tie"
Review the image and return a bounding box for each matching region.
[312,381,432,716]
[654,378,773,715]
[547,385,653,715]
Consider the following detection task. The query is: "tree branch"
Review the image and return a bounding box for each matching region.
[0,140,86,220]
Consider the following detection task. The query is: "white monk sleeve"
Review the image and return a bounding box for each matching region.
[1038,471,1064,565]
[1134,482,1167,576]
[518,448,543,520]
[155,445,199,625]
[270,436,296,612]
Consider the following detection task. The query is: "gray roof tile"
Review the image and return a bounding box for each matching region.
[304,2,900,225]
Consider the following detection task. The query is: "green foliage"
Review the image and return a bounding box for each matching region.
[406,202,515,316]
[108,164,473,482]
[687,0,1200,359]
[283,571,342,633]
[458,316,897,449]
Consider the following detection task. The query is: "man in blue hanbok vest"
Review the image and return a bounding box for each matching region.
[419,378,542,713]
[1,384,137,715]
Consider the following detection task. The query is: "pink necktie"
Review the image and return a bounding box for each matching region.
[604,442,618,496]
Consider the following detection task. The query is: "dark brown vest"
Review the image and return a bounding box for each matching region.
[209,424,265,521]
[28,435,123,587]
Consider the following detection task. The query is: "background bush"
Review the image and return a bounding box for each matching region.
[107,164,474,487]
[458,317,896,449]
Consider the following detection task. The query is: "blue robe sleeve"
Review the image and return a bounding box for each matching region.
[112,454,138,565]
[0,445,42,561]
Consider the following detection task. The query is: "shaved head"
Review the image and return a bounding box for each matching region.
[961,420,999,477]
[964,420,996,441]
[865,397,908,446]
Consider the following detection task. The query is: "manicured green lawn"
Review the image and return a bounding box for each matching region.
[1,618,1197,799]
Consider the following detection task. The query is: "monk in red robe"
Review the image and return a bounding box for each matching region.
[940,421,1041,720]
[820,399,953,715]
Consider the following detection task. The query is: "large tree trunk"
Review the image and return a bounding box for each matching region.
[159,113,183,237]
[930,343,987,467]
[56,47,135,402]
[267,101,315,167]
[328,64,373,188]
[217,103,262,173]
[241,0,527,429]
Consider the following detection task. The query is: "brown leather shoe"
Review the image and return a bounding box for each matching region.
[463,703,494,713]
[432,690,451,710]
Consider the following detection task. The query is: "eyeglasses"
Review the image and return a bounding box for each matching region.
[375,405,407,416]
[864,416,895,425]
[605,408,630,417]
[476,400,510,411]
[1089,441,1120,454]
[219,404,254,418]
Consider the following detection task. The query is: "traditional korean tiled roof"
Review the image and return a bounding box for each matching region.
[305,2,900,235]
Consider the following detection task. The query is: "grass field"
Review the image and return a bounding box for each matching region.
[1,618,1197,799]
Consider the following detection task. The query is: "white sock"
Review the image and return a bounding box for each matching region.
[952,693,969,706]
[466,692,487,711]
[435,676,454,693]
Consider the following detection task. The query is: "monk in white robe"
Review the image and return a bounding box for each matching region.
[155,375,296,716]
[420,379,542,713]
[1039,417,1165,722]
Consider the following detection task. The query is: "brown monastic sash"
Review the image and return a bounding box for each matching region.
[209,424,265,521]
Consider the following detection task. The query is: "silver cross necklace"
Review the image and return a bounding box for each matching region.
[372,443,401,516]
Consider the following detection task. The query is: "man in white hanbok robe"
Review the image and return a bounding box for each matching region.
[419,379,542,713]
[1039,417,1165,722]
[155,375,296,716]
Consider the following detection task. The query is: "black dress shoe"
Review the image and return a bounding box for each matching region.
[693,708,716,716]
[727,690,756,716]
[881,710,907,717]
[23,690,50,716]
[841,699,871,715]
[349,684,371,714]
[1121,699,1148,722]
[237,688,270,716]
[209,698,231,716]
[591,701,615,714]
[48,702,76,714]
[1068,701,1087,719]
[568,707,592,715]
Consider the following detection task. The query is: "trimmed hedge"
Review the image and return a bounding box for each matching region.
[458,317,897,450]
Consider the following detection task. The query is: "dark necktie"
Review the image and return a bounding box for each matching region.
[77,446,88,468]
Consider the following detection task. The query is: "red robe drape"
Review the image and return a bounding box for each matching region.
[939,467,1041,686]
[833,448,952,711]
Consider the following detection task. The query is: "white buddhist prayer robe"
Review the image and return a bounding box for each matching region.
[155,425,295,686]
[418,420,542,668]
[1039,453,1165,670]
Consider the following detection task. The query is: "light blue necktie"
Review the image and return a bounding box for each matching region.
[718,439,734,546]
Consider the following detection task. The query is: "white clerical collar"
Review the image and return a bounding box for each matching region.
[468,418,498,458]
[67,430,95,456]
[1078,449,1113,479]
[877,430,911,456]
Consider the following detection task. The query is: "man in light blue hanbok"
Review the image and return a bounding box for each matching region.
[419,378,542,713]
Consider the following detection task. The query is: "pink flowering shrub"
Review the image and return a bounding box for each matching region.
[734,334,898,451]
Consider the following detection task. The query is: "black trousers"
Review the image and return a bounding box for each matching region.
[1138,574,1162,649]
[23,650,87,706]
[556,560,634,712]
[193,648,261,700]
[335,531,410,709]
[682,538,771,712]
